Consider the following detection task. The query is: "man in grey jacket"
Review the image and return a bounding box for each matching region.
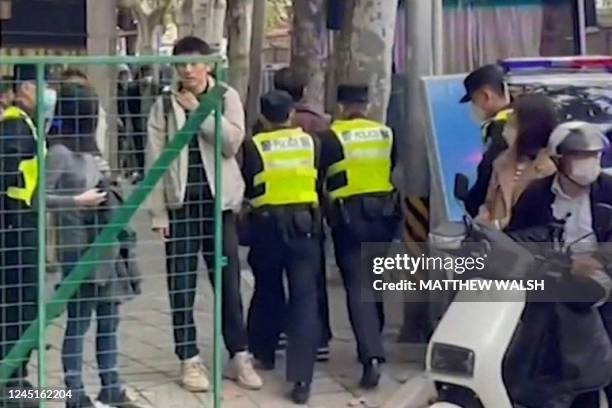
[146,36,261,392]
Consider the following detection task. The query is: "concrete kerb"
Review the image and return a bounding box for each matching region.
[381,375,436,408]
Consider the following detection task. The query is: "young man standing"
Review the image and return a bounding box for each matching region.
[146,36,262,392]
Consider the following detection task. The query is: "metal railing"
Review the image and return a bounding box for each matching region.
[0,55,226,408]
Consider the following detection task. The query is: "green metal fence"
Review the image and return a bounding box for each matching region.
[0,55,226,408]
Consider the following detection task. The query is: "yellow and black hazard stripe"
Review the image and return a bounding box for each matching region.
[403,196,430,256]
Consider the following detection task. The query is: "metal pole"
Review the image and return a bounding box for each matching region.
[577,0,588,55]
[246,0,267,132]
[432,0,444,75]
[35,62,48,408]
[212,62,225,408]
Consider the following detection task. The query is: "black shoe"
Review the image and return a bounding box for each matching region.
[290,382,311,405]
[98,389,142,408]
[65,393,94,408]
[360,358,381,389]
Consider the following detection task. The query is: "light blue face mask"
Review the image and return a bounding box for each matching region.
[43,87,57,131]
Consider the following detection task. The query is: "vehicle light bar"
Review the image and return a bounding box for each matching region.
[499,56,612,73]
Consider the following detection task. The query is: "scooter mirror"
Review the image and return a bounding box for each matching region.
[454,173,470,203]
[593,203,612,235]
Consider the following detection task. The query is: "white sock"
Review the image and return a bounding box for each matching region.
[235,351,249,359]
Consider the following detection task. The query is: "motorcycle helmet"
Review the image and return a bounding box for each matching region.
[547,121,609,157]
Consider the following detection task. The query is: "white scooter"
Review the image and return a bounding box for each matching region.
[424,174,612,408]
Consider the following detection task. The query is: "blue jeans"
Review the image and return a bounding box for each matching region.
[61,255,122,399]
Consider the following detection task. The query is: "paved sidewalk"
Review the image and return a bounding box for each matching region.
[31,212,424,407]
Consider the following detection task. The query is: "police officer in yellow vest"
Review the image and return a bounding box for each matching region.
[459,64,513,217]
[319,84,400,389]
[242,90,322,404]
[0,66,51,406]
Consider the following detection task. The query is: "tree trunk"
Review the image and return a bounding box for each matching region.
[291,0,326,110]
[192,0,226,48]
[87,0,118,166]
[246,0,266,133]
[226,0,252,101]
[334,0,398,122]
[177,0,195,38]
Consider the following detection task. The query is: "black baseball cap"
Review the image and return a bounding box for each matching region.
[260,90,294,123]
[459,64,505,103]
[337,84,369,104]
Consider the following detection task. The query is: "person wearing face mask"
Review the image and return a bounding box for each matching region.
[459,64,513,217]
[507,121,612,407]
[476,94,558,229]
[0,65,53,407]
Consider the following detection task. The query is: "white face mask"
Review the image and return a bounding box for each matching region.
[144,75,154,84]
[470,103,487,124]
[568,156,601,186]
[43,88,57,132]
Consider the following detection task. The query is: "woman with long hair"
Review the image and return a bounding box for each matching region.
[477,93,559,229]
[46,82,140,408]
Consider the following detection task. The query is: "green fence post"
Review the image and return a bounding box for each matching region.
[212,61,225,408]
[35,62,48,408]
[0,83,227,385]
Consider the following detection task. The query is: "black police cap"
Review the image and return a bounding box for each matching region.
[260,90,294,123]
[337,84,369,104]
[459,64,505,103]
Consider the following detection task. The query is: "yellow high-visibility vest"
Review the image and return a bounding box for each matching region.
[1,106,43,207]
[327,118,394,201]
[250,127,318,208]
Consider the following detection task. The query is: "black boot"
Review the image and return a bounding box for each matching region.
[65,393,94,408]
[98,389,142,408]
[290,382,311,405]
[360,358,381,389]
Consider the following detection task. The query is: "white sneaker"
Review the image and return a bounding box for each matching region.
[224,351,263,390]
[181,357,210,392]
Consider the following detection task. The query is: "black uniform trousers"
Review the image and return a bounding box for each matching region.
[247,206,321,383]
[0,213,38,380]
[166,202,248,360]
[330,194,399,363]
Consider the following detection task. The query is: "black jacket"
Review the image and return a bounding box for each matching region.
[0,116,37,227]
[465,117,508,217]
[504,174,612,405]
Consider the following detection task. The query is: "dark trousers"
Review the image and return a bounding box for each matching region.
[166,204,248,360]
[318,234,333,344]
[131,131,146,174]
[0,223,37,381]
[330,197,399,363]
[254,233,332,347]
[62,285,121,399]
[247,209,321,383]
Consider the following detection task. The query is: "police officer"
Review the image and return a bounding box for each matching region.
[0,66,50,407]
[459,64,512,217]
[319,84,400,388]
[243,90,322,404]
